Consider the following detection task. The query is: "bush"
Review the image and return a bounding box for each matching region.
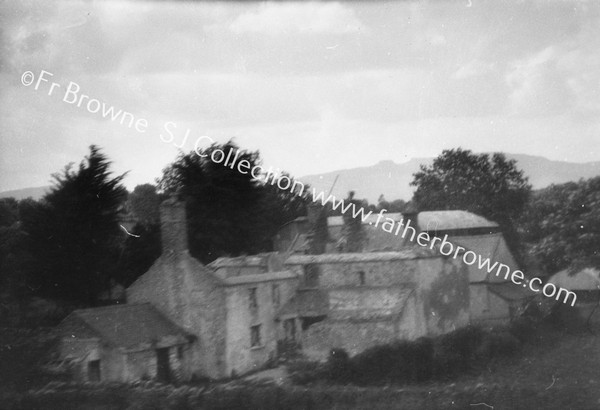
[547,303,587,333]
[319,325,524,386]
[433,325,485,377]
[476,331,521,361]
[287,360,325,386]
[406,337,434,382]
[326,348,352,383]
[509,316,538,343]
[349,339,434,385]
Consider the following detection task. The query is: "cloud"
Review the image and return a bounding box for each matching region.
[505,16,600,120]
[453,59,495,80]
[505,46,572,117]
[229,2,366,35]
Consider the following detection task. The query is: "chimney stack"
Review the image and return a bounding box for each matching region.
[401,202,420,247]
[306,203,328,254]
[160,196,188,254]
[306,203,322,227]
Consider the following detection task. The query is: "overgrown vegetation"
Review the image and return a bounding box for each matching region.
[157,141,309,264]
[289,324,532,387]
[520,176,600,275]
[0,327,59,392]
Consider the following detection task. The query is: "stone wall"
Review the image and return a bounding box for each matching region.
[417,257,470,336]
[309,260,418,288]
[469,285,511,325]
[125,346,186,382]
[127,253,227,379]
[224,277,298,376]
[286,253,470,360]
[126,350,156,381]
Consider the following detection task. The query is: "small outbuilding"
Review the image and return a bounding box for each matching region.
[548,267,600,322]
[57,303,193,383]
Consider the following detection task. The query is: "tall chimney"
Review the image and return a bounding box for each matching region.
[306,203,328,254]
[160,196,188,254]
[401,202,420,247]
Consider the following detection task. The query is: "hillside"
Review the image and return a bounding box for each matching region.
[0,186,51,201]
[2,154,600,204]
[300,154,600,203]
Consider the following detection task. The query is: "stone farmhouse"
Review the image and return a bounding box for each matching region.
[274,209,531,325]
[56,197,529,383]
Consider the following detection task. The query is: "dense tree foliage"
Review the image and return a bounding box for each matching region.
[520,177,600,275]
[127,183,161,226]
[116,222,162,287]
[158,140,308,263]
[411,148,531,259]
[114,184,163,287]
[21,146,128,303]
[0,199,35,305]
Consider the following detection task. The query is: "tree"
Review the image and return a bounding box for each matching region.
[127,184,161,226]
[388,199,407,213]
[0,199,35,313]
[377,194,390,212]
[520,177,600,275]
[114,184,163,287]
[21,146,128,303]
[0,198,19,227]
[411,148,531,260]
[116,223,162,287]
[157,140,308,263]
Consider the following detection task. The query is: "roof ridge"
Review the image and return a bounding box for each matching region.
[73,302,151,314]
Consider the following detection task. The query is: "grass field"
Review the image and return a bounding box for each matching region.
[2,326,600,409]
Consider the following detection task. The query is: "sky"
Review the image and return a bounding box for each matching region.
[1,0,599,192]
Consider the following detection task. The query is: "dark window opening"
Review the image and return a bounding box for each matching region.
[250,324,262,347]
[87,360,101,382]
[358,271,366,286]
[283,318,296,341]
[272,284,280,307]
[303,264,319,288]
[156,348,171,383]
[177,346,184,360]
[301,315,327,331]
[249,287,258,310]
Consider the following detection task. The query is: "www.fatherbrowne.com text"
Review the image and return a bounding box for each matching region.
[198,142,577,307]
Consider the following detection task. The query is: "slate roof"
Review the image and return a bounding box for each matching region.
[487,282,534,302]
[285,249,434,265]
[209,254,270,268]
[221,270,298,285]
[278,289,330,318]
[418,211,498,232]
[327,213,403,227]
[451,233,519,283]
[58,303,192,350]
[325,210,497,232]
[282,210,499,253]
[549,268,600,291]
[278,286,416,320]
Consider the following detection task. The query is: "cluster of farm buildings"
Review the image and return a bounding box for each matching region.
[55,197,595,383]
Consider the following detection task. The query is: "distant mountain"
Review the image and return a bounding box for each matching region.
[0,186,50,201]
[3,153,599,204]
[300,154,600,203]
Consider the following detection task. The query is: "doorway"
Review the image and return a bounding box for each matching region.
[156,348,171,383]
[87,360,101,382]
